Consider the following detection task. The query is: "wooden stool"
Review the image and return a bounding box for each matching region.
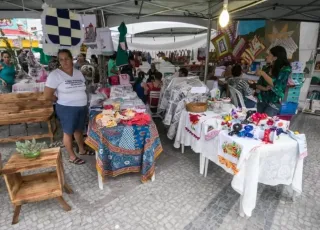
[0,147,73,225]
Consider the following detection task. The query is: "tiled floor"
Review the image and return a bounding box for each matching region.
[0,113,319,230]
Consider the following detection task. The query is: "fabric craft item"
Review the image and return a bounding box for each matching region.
[232,37,247,60]
[218,131,261,175]
[82,14,96,44]
[121,113,151,126]
[27,51,48,82]
[41,3,84,56]
[249,35,265,58]
[96,27,114,55]
[288,131,307,159]
[116,22,129,67]
[119,74,130,85]
[204,116,223,140]
[211,33,232,59]
[86,111,163,183]
[185,113,215,140]
[197,48,206,61]
[218,21,237,44]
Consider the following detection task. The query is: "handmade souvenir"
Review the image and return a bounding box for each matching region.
[211,33,232,58]
[232,37,247,60]
[249,35,265,58]
[238,125,254,138]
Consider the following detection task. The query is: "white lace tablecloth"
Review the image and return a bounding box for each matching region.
[174,109,304,217]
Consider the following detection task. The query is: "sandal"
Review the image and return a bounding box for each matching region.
[79,149,95,156]
[69,157,85,165]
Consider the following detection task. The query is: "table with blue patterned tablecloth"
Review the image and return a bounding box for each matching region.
[85,111,163,183]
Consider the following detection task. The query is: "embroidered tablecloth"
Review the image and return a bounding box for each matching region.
[85,111,163,183]
[174,109,304,217]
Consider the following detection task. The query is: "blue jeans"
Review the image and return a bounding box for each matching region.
[244,99,256,109]
[257,102,280,117]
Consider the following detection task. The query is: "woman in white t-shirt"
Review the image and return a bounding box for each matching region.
[44,49,91,165]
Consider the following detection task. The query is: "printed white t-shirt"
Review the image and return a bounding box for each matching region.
[46,68,87,107]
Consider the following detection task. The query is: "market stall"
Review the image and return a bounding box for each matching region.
[174,106,306,217]
[157,75,209,139]
[85,85,163,190]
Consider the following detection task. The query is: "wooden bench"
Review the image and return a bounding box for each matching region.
[0,92,56,143]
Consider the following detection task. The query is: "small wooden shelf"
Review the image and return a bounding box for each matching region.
[13,172,62,205]
[0,148,73,225]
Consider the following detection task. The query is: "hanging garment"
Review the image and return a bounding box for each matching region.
[116,22,129,67]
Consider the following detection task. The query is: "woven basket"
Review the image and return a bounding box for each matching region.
[186,102,208,113]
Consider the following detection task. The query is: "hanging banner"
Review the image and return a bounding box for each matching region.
[41,3,84,56]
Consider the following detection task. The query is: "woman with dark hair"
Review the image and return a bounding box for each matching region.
[74,53,89,70]
[0,51,16,93]
[256,46,291,116]
[44,49,92,165]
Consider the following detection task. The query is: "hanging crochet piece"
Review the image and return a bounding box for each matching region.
[41,3,84,56]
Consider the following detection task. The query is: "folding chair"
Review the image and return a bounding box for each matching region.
[228,85,256,110]
[149,91,162,118]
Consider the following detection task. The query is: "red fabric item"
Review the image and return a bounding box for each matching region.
[146,82,161,107]
[109,75,119,85]
[121,113,151,126]
[98,87,111,98]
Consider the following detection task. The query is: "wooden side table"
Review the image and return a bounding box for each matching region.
[0,147,73,224]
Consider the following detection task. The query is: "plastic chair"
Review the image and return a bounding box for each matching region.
[228,85,256,110]
[149,91,162,118]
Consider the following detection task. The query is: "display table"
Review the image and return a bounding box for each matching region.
[174,109,304,218]
[1,148,73,224]
[85,111,163,190]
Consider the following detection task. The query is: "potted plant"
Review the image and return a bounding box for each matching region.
[16,139,48,159]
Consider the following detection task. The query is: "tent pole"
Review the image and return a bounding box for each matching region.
[96,10,107,85]
[204,1,213,84]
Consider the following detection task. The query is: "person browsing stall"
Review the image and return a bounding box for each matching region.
[178,67,188,77]
[255,46,291,116]
[44,49,93,165]
[74,53,89,70]
[147,63,158,82]
[108,52,118,77]
[228,64,256,108]
[142,72,163,110]
[0,51,16,93]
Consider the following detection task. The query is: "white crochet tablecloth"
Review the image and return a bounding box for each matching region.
[174,109,304,217]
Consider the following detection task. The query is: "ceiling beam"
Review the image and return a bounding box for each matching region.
[144,1,197,16]
[275,0,319,19]
[140,3,200,18]
[212,0,267,19]
[77,0,130,13]
[70,0,134,17]
[2,0,40,13]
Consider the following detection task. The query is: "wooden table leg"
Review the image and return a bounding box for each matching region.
[56,196,71,211]
[64,183,74,194]
[12,205,21,225]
